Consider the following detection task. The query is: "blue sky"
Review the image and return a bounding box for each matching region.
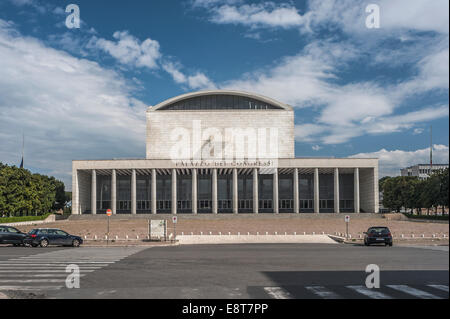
[0,0,448,189]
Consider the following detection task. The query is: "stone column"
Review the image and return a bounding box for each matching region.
[233,168,238,214]
[131,169,136,215]
[354,168,360,213]
[314,168,320,214]
[253,168,259,214]
[111,169,117,214]
[273,169,279,214]
[172,169,177,215]
[91,169,97,215]
[334,168,340,214]
[151,169,157,214]
[212,168,218,214]
[192,169,198,214]
[293,168,299,214]
[72,168,79,215]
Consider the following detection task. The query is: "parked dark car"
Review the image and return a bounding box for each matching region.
[0,226,27,246]
[23,228,83,248]
[364,226,393,246]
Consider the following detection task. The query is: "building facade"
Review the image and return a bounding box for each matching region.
[72,90,379,215]
[401,164,449,180]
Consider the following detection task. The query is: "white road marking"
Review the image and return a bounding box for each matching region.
[0,286,62,291]
[387,285,443,299]
[0,270,94,273]
[0,279,67,283]
[427,285,449,293]
[346,285,393,299]
[0,247,147,292]
[264,287,293,299]
[305,286,342,299]
[0,274,86,278]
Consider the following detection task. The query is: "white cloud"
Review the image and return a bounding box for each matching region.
[90,31,161,69]
[193,1,310,30]
[413,128,424,135]
[308,0,449,35]
[350,145,449,177]
[0,19,147,189]
[312,145,321,151]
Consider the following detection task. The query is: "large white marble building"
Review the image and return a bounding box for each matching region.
[72,90,379,215]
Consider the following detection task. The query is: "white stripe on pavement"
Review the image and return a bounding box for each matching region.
[0,286,62,291]
[0,274,86,278]
[427,285,449,293]
[263,287,293,299]
[0,279,67,283]
[0,270,94,273]
[346,285,393,299]
[387,285,443,299]
[305,286,342,299]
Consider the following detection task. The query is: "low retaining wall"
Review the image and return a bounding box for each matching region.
[1,214,56,227]
[176,234,337,245]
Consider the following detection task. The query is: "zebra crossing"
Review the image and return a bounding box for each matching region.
[257,284,449,299]
[0,247,146,292]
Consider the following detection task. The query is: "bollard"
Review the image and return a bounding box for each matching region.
[284,232,287,236]
[274,232,277,235]
[84,235,87,239]
[257,232,259,236]
[304,232,306,235]
[219,232,221,236]
[411,234,414,238]
[432,234,436,238]
[200,232,203,236]
[137,235,139,240]
[266,232,268,235]
[238,232,240,236]
[191,232,193,236]
[322,232,325,235]
[247,232,250,236]
[421,234,425,238]
[401,234,404,238]
[349,234,352,239]
[94,235,97,240]
[359,234,362,239]
[181,232,184,236]
[294,232,296,236]
[312,232,315,235]
[105,235,108,240]
[229,232,231,236]
[209,232,212,235]
[116,235,119,240]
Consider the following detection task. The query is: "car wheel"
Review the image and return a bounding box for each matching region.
[40,239,49,248]
[389,243,393,247]
[72,239,80,247]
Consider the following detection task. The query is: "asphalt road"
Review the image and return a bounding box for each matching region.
[0,243,448,299]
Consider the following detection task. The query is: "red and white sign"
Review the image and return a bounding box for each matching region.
[345,215,350,223]
[106,209,112,217]
[172,216,178,224]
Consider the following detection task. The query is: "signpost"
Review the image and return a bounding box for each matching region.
[172,216,177,241]
[106,209,112,245]
[345,215,350,239]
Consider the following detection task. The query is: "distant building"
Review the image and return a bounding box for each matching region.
[401,164,449,180]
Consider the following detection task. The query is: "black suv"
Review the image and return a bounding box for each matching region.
[364,226,393,246]
[24,228,83,247]
[0,225,27,246]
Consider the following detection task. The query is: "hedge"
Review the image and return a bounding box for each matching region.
[0,213,52,224]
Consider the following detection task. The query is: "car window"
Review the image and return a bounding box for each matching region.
[369,227,389,234]
[7,227,19,233]
[28,229,38,234]
[56,230,68,236]
[39,229,49,234]
[47,229,57,235]
[0,228,5,233]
